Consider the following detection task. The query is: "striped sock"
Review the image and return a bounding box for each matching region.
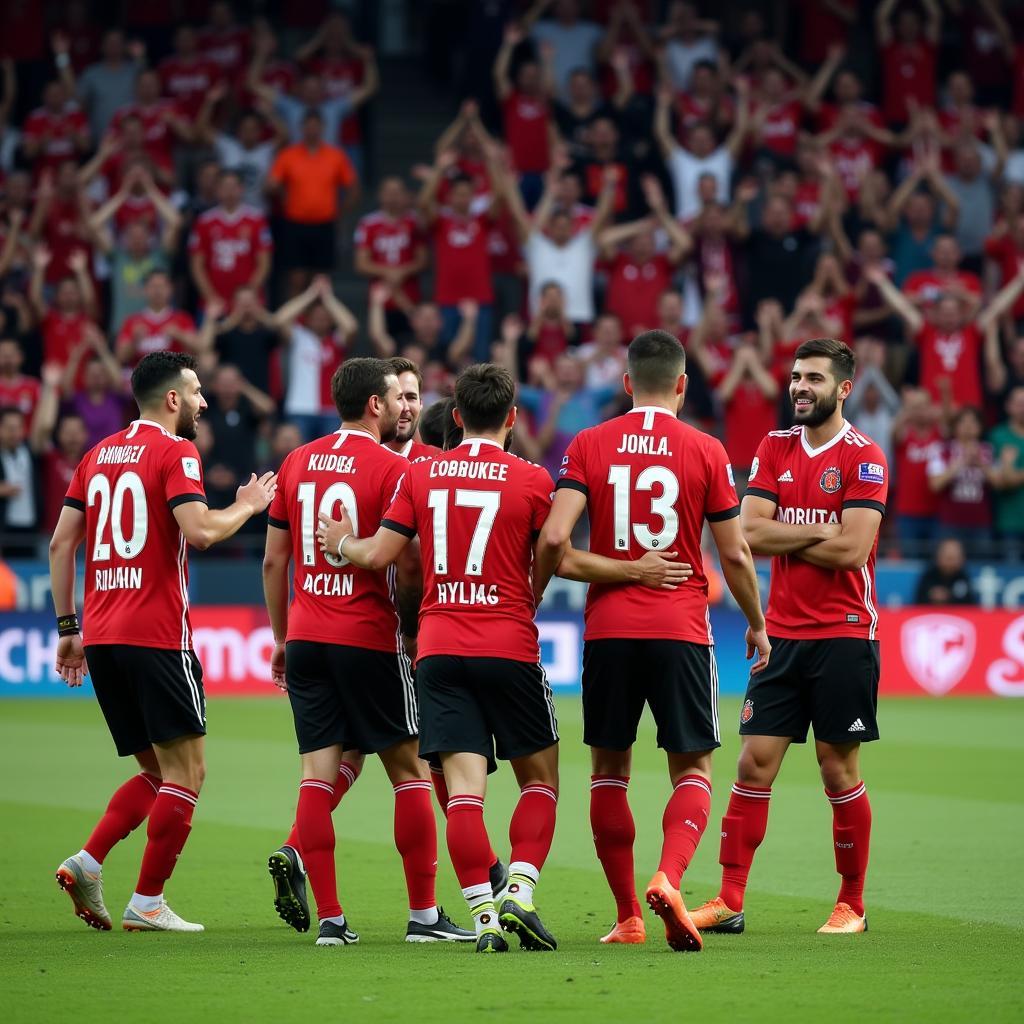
[826,782,871,917]
[657,774,712,889]
[508,783,557,891]
[283,761,359,853]
[133,783,198,899]
[718,782,772,911]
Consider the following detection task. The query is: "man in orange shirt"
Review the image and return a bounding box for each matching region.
[268,111,359,296]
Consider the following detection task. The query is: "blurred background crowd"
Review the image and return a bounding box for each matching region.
[0,0,1023,591]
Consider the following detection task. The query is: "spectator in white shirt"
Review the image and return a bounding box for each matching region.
[659,1,721,91]
[523,0,604,99]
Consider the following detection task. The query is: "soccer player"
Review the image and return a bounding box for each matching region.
[537,330,770,951]
[691,337,887,935]
[262,358,474,947]
[383,356,441,462]
[316,364,689,953]
[50,352,277,932]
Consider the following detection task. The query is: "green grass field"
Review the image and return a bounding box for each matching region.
[2,696,1021,1023]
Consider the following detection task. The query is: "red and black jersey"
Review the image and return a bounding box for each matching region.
[746,421,888,641]
[64,420,207,649]
[558,407,739,644]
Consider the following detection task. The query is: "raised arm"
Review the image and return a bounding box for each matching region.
[446,300,480,367]
[641,175,692,262]
[978,264,1024,332]
[804,44,845,113]
[29,364,62,454]
[921,0,943,44]
[653,85,677,161]
[173,472,278,551]
[313,275,358,338]
[984,321,1008,396]
[194,80,230,146]
[348,45,380,109]
[589,164,619,236]
[494,24,522,102]
[865,264,924,333]
[724,77,751,161]
[271,279,321,331]
[367,283,398,356]
[416,149,456,225]
[875,0,898,47]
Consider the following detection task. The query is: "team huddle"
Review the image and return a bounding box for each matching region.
[48,329,887,952]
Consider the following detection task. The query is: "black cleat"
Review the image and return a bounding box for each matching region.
[476,928,509,953]
[499,896,558,951]
[405,905,475,943]
[489,858,509,900]
[315,917,360,946]
[268,846,310,933]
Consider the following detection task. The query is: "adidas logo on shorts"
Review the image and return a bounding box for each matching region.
[848,718,866,732]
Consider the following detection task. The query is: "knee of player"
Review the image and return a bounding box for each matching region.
[736,747,776,787]
[816,750,857,791]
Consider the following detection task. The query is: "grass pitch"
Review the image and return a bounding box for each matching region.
[1,696,1021,1023]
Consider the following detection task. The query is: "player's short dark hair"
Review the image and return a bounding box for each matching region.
[387,356,423,390]
[218,168,243,183]
[0,405,24,423]
[454,363,515,433]
[143,268,170,285]
[794,337,856,383]
[627,330,686,393]
[449,173,473,189]
[331,357,394,421]
[420,397,453,449]
[131,352,198,408]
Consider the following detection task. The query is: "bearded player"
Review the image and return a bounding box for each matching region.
[50,352,276,932]
[692,338,887,935]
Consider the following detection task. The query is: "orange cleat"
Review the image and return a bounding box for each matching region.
[817,902,868,934]
[691,896,745,934]
[599,916,646,944]
[645,871,702,952]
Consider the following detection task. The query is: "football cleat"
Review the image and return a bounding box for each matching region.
[690,896,745,934]
[489,858,509,900]
[817,902,868,934]
[498,895,557,951]
[315,917,360,946]
[476,928,509,953]
[645,871,702,952]
[599,916,646,944]
[122,901,204,932]
[268,845,310,933]
[56,855,112,931]
[405,906,476,943]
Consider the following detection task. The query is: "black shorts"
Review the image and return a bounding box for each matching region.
[286,640,417,755]
[280,220,336,271]
[582,639,721,754]
[416,655,558,768]
[86,644,206,757]
[738,637,880,744]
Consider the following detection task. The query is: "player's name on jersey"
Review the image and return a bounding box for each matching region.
[95,444,147,465]
[306,453,356,474]
[302,572,355,597]
[615,434,672,455]
[94,566,143,591]
[775,507,840,524]
[436,581,499,606]
[428,459,509,481]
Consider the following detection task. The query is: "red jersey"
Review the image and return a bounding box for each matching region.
[746,421,888,640]
[674,91,734,136]
[187,205,272,304]
[159,56,223,118]
[753,99,803,157]
[382,438,553,663]
[793,180,821,229]
[64,419,208,649]
[0,375,41,418]
[903,269,982,308]
[111,101,181,165]
[117,308,196,365]
[894,426,942,517]
[915,322,983,408]
[396,439,442,463]
[559,406,739,644]
[42,310,90,367]
[881,41,937,124]
[502,92,551,174]
[43,197,89,283]
[432,211,494,305]
[113,193,161,236]
[828,136,883,199]
[267,428,407,651]
[724,382,779,470]
[605,253,674,335]
[354,210,422,305]
[197,27,249,77]
[309,55,364,145]
[22,106,88,174]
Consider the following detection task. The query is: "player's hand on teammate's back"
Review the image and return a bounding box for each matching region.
[236,471,278,514]
[315,507,354,556]
[55,635,88,688]
[632,550,692,590]
[270,641,287,692]
[745,627,771,675]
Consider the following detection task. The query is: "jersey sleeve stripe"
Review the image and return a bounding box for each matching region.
[554,478,588,495]
[167,493,208,509]
[381,517,416,538]
[842,499,886,516]
[63,497,85,511]
[744,486,778,503]
[268,515,290,530]
[706,504,740,523]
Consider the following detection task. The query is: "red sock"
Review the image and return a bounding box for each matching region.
[826,782,871,916]
[134,784,198,897]
[445,795,492,890]
[84,772,161,864]
[509,784,557,872]
[590,775,641,922]
[718,782,771,911]
[284,761,360,852]
[433,765,500,869]
[393,781,437,911]
[295,779,342,920]
[657,774,711,889]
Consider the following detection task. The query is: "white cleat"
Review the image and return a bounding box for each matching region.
[56,854,112,931]
[122,901,205,932]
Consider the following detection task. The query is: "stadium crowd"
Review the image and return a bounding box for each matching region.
[1,0,1024,561]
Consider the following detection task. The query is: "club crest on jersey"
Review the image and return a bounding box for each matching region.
[741,699,754,724]
[181,457,200,481]
[858,462,885,484]
[819,466,842,493]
